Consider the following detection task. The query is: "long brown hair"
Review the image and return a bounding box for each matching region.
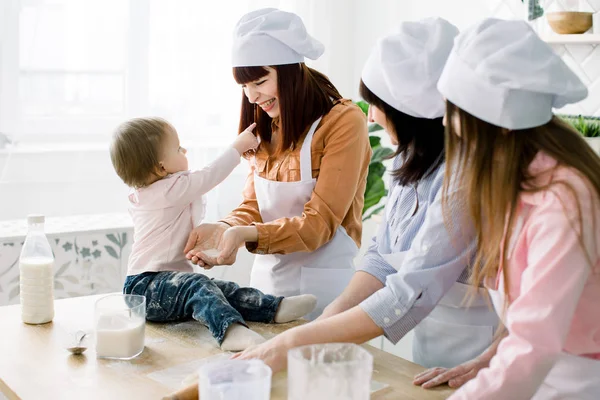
[442,101,600,296]
[233,63,342,154]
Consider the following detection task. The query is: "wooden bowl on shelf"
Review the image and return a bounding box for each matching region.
[546,11,593,34]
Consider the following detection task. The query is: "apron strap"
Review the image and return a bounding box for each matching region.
[299,117,322,181]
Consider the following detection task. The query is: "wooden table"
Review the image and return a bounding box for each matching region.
[0,295,454,399]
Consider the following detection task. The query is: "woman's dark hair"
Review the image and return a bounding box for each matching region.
[359,79,445,186]
[233,63,342,154]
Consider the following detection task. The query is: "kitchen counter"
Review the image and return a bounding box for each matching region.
[0,294,454,399]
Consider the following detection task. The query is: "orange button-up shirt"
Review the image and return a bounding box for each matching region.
[221,99,371,254]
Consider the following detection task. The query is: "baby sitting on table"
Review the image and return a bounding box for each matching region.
[109,117,316,351]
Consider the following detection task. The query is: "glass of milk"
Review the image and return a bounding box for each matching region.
[94,294,146,360]
[287,343,373,400]
[199,359,271,400]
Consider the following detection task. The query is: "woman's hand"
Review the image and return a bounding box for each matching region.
[217,226,258,264]
[412,355,489,389]
[413,329,505,389]
[184,222,229,268]
[230,335,291,374]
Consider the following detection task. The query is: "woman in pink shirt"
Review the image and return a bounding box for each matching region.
[417,18,600,399]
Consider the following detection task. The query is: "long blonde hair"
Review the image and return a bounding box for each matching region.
[442,101,600,296]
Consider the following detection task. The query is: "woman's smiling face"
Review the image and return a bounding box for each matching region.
[241,67,280,118]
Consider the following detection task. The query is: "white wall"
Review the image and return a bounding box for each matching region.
[349,0,491,100]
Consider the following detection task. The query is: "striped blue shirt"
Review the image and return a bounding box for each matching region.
[358,154,474,343]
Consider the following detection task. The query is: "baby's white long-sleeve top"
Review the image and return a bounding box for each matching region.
[126,147,240,276]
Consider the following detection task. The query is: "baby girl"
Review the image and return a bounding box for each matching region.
[109,117,316,351]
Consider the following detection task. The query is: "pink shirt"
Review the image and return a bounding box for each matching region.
[126,147,240,276]
[451,152,600,399]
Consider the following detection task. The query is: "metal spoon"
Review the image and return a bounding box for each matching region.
[66,330,87,355]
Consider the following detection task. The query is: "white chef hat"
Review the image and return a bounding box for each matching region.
[437,18,588,130]
[361,18,459,119]
[231,8,324,67]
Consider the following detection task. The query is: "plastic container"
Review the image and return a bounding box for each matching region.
[288,343,373,400]
[198,359,271,400]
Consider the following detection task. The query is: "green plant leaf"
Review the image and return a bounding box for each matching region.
[120,232,128,247]
[363,191,387,213]
[106,234,121,247]
[368,123,384,133]
[363,179,387,212]
[364,164,386,203]
[104,245,119,259]
[369,136,381,148]
[521,0,543,20]
[369,162,386,179]
[364,178,386,200]
[364,168,380,195]
[363,204,386,221]
[355,100,383,132]
[355,100,369,115]
[54,281,64,291]
[371,147,395,164]
[561,114,600,138]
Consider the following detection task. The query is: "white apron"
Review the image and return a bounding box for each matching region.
[250,118,357,320]
[488,283,600,399]
[382,249,498,368]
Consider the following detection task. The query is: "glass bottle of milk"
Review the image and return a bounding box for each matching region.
[19,215,55,324]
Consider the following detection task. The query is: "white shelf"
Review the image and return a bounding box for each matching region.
[541,34,600,44]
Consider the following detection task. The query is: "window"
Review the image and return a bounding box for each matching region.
[0,0,255,144]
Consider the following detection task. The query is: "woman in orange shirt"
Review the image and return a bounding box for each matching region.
[185,8,370,319]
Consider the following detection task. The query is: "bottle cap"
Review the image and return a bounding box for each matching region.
[27,214,45,224]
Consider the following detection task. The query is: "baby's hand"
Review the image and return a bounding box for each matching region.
[233,123,258,155]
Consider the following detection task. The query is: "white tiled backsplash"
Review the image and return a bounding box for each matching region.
[488,0,600,116]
